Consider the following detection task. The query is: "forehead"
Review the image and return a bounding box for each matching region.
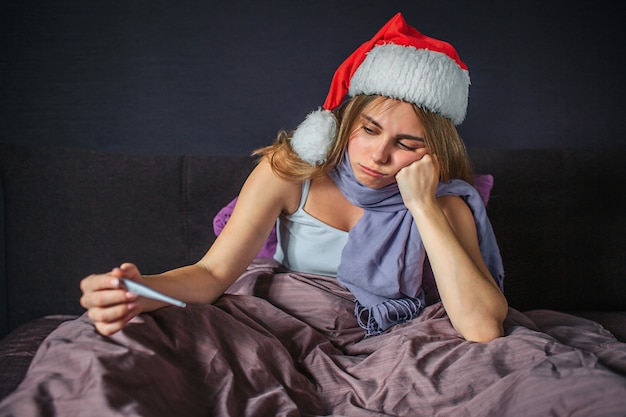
[361,98,423,130]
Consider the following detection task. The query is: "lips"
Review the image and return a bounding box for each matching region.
[359,164,386,178]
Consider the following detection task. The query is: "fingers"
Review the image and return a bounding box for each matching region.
[88,302,139,335]
[80,264,142,303]
[93,309,139,336]
[396,154,441,208]
[80,265,142,336]
[79,272,118,296]
[80,273,135,308]
[118,263,141,281]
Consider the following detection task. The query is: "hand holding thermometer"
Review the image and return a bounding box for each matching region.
[120,278,186,308]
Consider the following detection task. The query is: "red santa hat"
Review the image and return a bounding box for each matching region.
[291,12,470,165]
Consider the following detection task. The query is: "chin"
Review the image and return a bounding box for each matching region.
[357,176,394,189]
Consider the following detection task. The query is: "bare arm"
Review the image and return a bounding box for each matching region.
[396,155,508,342]
[80,157,300,335]
[141,158,294,305]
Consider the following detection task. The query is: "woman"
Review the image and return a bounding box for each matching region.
[81,13,507,342]
[4,13,626,417]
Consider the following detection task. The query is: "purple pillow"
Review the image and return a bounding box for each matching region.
[473,173,494,207]
[213,174,493,258]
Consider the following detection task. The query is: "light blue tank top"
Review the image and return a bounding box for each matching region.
[273,180,349,276]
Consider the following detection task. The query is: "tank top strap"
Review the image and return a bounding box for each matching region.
[298,179,312,211]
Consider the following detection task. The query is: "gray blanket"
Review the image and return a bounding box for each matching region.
[1,259,625,416]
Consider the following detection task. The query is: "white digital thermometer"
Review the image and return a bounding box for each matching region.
[121,278,186,308]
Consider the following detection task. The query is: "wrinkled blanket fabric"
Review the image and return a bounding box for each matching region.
[1,259,625,417]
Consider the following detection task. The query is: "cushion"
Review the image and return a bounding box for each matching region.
[473,173,494,207]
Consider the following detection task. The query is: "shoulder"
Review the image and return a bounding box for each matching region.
[241,156,302,215]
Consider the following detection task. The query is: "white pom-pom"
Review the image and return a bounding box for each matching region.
[290,109,337,165]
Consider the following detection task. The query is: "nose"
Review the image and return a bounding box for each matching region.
[371,141,390,164]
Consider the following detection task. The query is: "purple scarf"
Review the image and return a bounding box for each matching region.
[329,155,504,336]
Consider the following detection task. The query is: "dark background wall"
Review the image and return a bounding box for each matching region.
[1,0,625,156]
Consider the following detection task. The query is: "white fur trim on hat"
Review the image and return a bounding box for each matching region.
[290,109,337,165]
[349,44,470,124]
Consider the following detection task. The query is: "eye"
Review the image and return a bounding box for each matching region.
[362,125,376,135]
[397,143,416,151]
[396,140,422,151]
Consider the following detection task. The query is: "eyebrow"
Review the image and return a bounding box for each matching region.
[361,114,425,142]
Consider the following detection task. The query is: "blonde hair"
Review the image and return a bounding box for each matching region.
[253,95,474,184]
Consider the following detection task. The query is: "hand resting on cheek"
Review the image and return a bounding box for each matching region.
[395,153,440,209]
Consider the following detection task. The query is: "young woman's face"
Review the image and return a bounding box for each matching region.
[347,99,428,189]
